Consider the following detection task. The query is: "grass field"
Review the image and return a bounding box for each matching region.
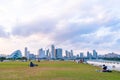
[0,61,120,80]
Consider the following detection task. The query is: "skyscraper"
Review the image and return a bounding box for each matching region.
[65,50,70,58]
[56,48,62,59]
[87,51,92,59]
[24,47,29,60]
[25,47,28,57]
[38,48,46,59]
[70,50,73,58]
[80,52,84,58]
[51,45,56,59]
[46,49,50,58]
[93,50,98,59]
[27,51,30,60]
[65,50,74,59]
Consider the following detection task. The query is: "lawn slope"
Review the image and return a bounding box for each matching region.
[0,61,120,80]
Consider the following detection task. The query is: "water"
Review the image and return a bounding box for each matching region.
[87,60,120,71]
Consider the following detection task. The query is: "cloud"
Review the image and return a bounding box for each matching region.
[0,26,9,38]
[1,0,120,54]
[52,14,120,52]
[10,0,120,52]
[12,18,57,37]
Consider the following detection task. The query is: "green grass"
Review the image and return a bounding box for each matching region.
[0,61,120,80]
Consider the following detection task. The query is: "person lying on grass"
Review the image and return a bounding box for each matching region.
[30,62,38,67]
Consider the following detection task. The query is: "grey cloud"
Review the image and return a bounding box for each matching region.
[52,12,120,44]
[10,0,120,52]
[53,17,117,42]
[53,16,120,50]
[53,22,99,43]
[12,18,57,36]
[105,18,120,28]
[0,26,9,38]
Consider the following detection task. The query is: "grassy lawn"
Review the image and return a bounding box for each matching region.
[0,61,120,80]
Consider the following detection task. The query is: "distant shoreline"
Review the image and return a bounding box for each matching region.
[87,60,120,71]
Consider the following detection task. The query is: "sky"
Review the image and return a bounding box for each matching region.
[0,0,120,56]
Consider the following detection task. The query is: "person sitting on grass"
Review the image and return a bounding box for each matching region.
[30,62,38,67]
[102,64,112,72]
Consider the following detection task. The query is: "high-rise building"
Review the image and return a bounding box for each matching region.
[56,48,62,59]
[87,51,92,59]
[51,45,56,59]
[87,51,90,58]
[25,47,28,57]
[93,50,98,59]
[27,51,30,60]
[80,52,84,58]
[24,47,30,60]
[46,49,50,58]
[38,48,46,59]
[65,50,70,58]
[70,50,73,58]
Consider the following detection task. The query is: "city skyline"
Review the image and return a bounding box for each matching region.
[1,44,120,60]
[1,45,118,58]
[0,0,120,55]
[6,45,99,60]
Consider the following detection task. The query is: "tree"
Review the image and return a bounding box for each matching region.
[21,57,27,61]
[0,57,6,62]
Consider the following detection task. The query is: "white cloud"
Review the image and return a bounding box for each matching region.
[0,0,120,55]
